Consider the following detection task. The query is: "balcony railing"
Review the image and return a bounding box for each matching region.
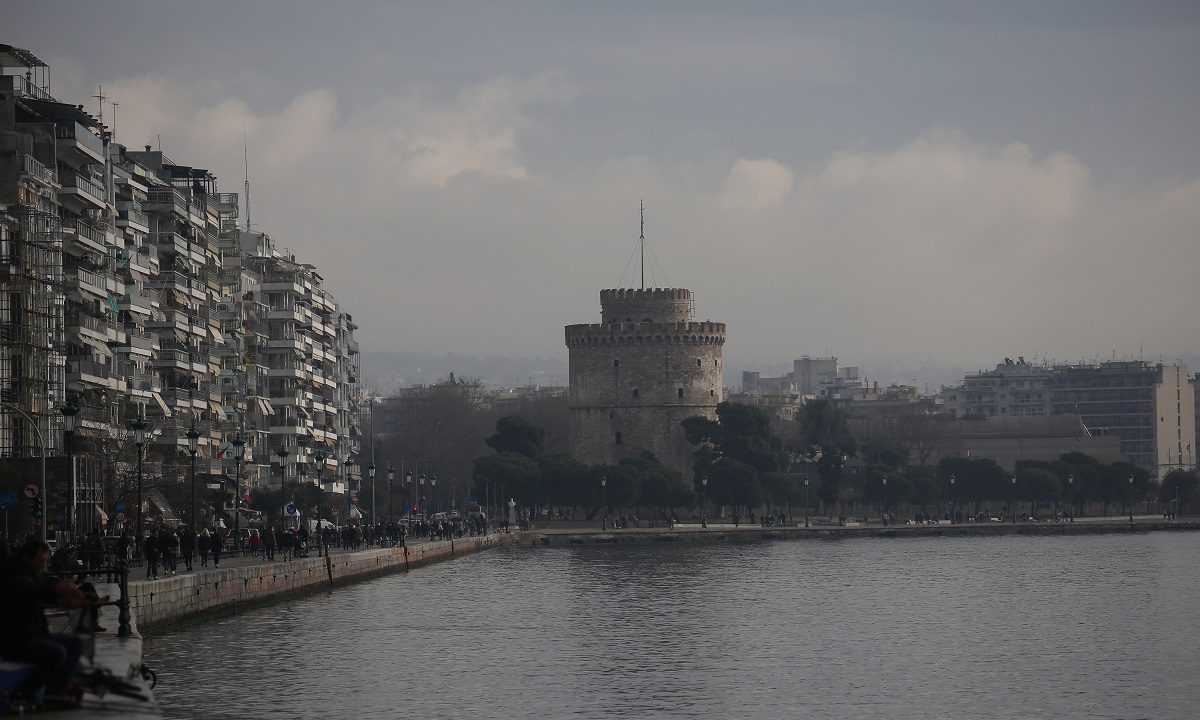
[70,312,111,335]
[55,121,106,158]
[21,153,55,184]
[119,207,150,228]
[7,75,53,101]
[63,218,106,247]
[71,267,107,293]
[67,358,109,379]
[62,171,105,201]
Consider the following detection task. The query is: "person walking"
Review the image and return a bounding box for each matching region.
[249,529,261,558]
[209,530,223,568]
[143,530,160,580]
[181,527,195,571]
[198,528,211,567]
[264,526,276,561]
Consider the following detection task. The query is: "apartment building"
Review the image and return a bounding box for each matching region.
[0,44,361,534]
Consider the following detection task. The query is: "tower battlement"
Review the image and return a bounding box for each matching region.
[564,321,726,347]
[599,287,692,324]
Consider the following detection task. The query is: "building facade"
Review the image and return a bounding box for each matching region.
[565,288,724,476]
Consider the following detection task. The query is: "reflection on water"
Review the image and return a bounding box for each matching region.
[146,532,1200,719]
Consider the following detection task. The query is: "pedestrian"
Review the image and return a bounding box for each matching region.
[198,528,210,567]
[249,529,261,558]
[143,530,160,580]
[209,530,223,568]
[263,526,276,561]
[181,528,195,571]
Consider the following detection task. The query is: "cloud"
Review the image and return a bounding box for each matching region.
[718,158,794,210]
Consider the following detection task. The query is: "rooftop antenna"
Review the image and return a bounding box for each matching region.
[243,127,251,232]
[639,199,645,290]
[93,84,107,127]
[110,101,118,143]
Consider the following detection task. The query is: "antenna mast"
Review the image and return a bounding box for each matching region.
[639,199,645,290]
[243,129,251,232]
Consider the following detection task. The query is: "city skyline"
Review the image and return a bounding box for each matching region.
[8,2,1200,375]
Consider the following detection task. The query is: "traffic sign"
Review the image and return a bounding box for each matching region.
[114,501,126,513]
[22,483,40,499]
[0,490,15,509]
[285,502,297,516]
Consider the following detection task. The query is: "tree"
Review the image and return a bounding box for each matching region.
[1160,470,1198,516]
[485,416,546,459]
[626,454,693,521]
[683,402,788,474]
[795,399,857,509]
[705,459,763,513]
[472,452,541,507]
[1017,467,1060,519]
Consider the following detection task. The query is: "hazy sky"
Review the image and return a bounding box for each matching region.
[11,2,1200,380]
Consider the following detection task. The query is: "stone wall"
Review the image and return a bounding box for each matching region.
[128,535,507,631]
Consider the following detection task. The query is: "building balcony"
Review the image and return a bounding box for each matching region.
[266,307,306,323]
[117,207,151,233]
[66,357,111,387]
[66,267,110,300]
[61,218,110,256]
[59,172,107,209]
[20,153,56,186]
[54,121,105,163]
[152,348,192,369]
[119,293,153,317]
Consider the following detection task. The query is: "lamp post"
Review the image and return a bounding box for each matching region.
[387,466,395,522]
[949,474,956,524]
[419,472,426,518]
[804,477,810,528]
[232,434,245,552]
[1011,475,1018,524]
[881,475,888,526]
[368,462,376,529]
[701,475,708,529]
[186,424,199,535]
[129,416,147,541]
[1067,474,1074,522]
[315,451,326,556]
[60,403,79,536]
[405,471,413,522]
[430,474,438,515]
[344,456,354,525]
[276,447,289,530]
[601,475,608,530]
[1128,475,1134,523]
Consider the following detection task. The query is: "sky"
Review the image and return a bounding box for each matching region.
[9,1,1200,384]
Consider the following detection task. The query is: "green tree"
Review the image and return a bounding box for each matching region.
[472,452,541,507]
[485,416,546,458]
[705,459,763,513]
[630,454,693,521]
[1160,469,1198,516]
[538,453,591,509]
[795,399,857,508]
[1017,467,1060,519]
[683,402,788,474]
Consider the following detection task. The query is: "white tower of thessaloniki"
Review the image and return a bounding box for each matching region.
[565,288,726,476]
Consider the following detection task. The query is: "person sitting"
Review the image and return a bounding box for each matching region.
[0,538,86,709]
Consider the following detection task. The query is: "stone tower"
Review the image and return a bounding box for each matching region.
[565,288,726,476]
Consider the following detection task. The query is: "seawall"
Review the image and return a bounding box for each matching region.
[526,519,1200,546]
[130,534,511,632]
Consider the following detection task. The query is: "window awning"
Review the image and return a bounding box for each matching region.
[257,398,275,416]
[151,391,172,416]
[80,335,113,358]
[208,324,224,343]
[94,505,109,523]
[209,400,226,419]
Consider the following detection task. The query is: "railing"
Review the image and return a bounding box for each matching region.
[21,153,56,183]
[62,171,105,200]
[67,358,110,378]
[73,267,107,291]
[71,312,111,335]
[7,74,54,101]
[55,120,106,157]
[63,217,106,246]
[155,349,190,366]
[119,207,150,227]
[45,559,133,637]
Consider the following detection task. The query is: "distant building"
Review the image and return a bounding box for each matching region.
[945,360,1195,476]
[566,288,724,476]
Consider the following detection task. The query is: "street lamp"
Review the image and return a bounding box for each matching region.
[405,470,413,522]
[804,477,810,528]
[60,402,79,536]
[1067,474,1074,522]
[701,475,708,529]
[601,475,608,530]
[186,424,200,536]
[315,451,326,556]
[1128,475,1134,523]
[387,466,395,522]
[344,456,354,525]
[232,434,245,552]
[881,476,888,526]
[949,474,956,524]
[430,474,438,515]
[276,446,290,530]
[1011,475,1018,524]
[129,415,148,541]
[367,462,377,528]
[419,472,426,518]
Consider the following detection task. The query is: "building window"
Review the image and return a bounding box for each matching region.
[696,359,702,367]
[677,388,684,399]
[614,431,622,445]
[709,389,714,397]
[613,359,619,368]
[632,388,639,398]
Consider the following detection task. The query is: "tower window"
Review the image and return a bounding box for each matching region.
[613,359,619,368]
[632,388,639,398]
[710,389,714,397]
[696,359,702,367]
[614,431,622,445]
[677,388,684,399]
